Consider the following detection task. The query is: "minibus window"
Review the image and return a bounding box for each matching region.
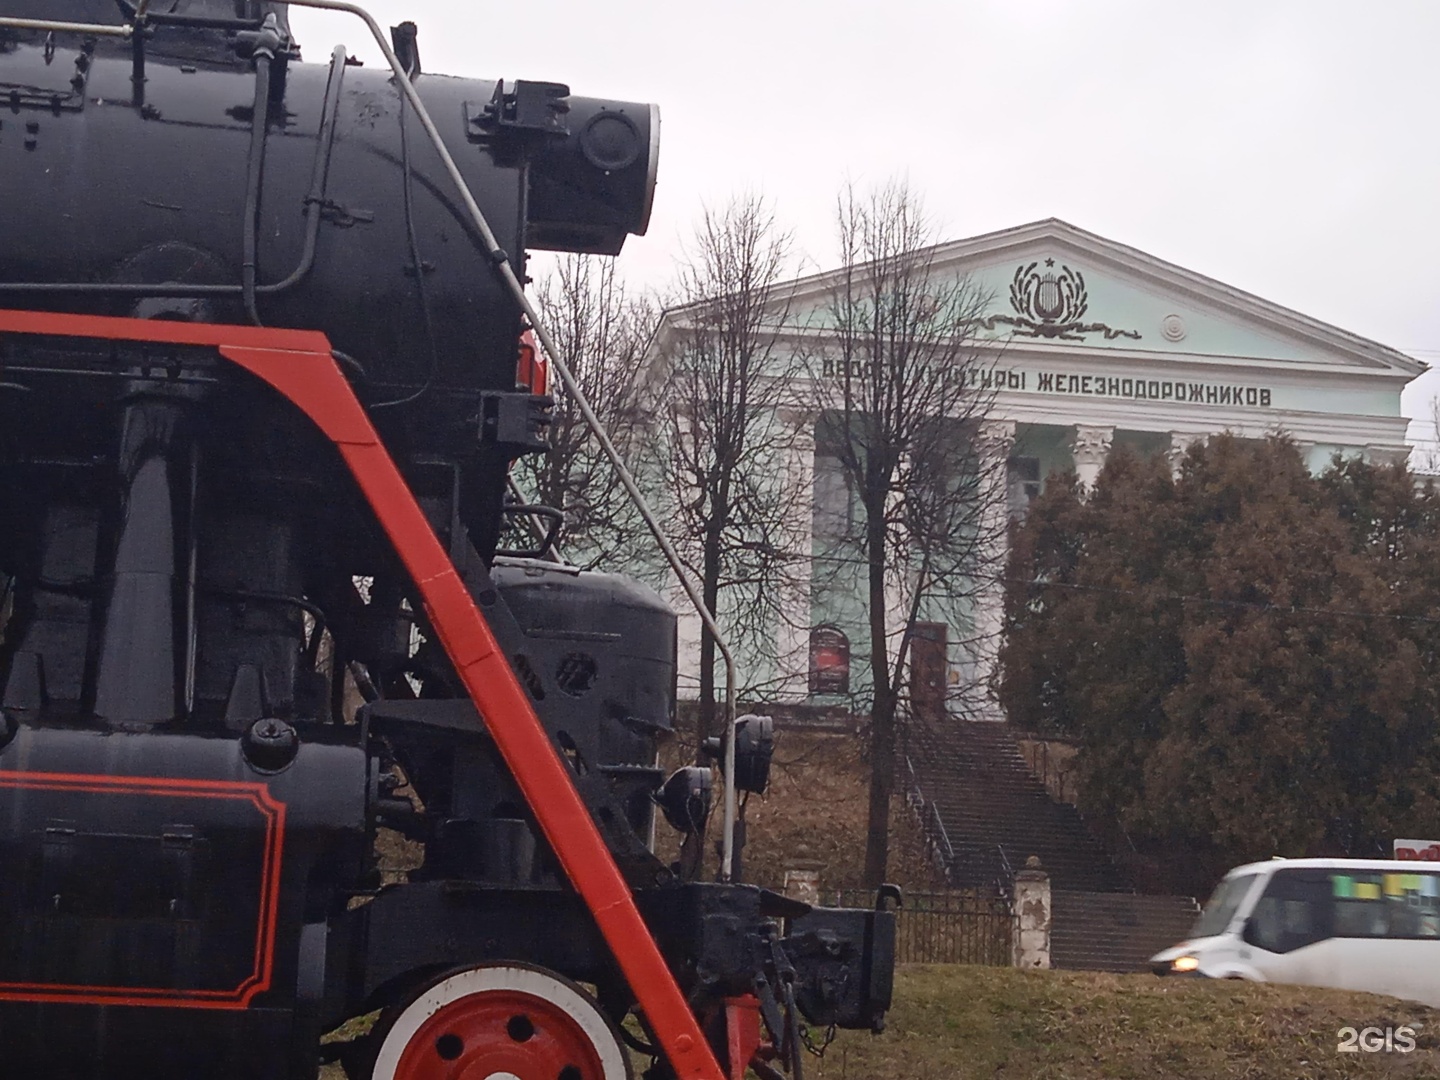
[1192,874,1256,938]
[1248,869,1330,953]
[1333,871,1440,938]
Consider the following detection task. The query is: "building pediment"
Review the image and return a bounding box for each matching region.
[759,219,1422,380]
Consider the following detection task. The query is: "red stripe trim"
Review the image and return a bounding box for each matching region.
[0,770,285,1010]
[0,310,725,1079]
[0,308,331,352]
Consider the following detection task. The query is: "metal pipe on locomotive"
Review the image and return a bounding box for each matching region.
[0,3,896,1078]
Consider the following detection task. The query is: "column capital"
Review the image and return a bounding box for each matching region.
[1166,431,1206,478]
[1069,424,1114,465]
[1069,425,1113,493]
[777,408,816,453]
[1367,444,1412,468]
[976,419,1017,463]
[776,406,817,430]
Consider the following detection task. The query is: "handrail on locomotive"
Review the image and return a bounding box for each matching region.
[0,0,742,881]
[0,4,897,1078]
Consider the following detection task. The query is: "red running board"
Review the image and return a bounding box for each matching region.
[0,310,725,1080]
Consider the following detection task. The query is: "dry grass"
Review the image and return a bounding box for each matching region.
[326,740,1440,1079]
[324,966,1440,1079]
[809,966,1440,1080]
[658,728,949,893]
[383,729,941,898]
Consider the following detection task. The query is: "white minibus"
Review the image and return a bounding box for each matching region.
[1151,858,1440,1006]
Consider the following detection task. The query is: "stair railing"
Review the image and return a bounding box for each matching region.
[1010,728,1078,805]
[929,804,957,874]
[903,754,959,882]
[1066,796,1141,894]
[994,843,1015,900]
[905,752,1022,901]
[1011,729,1139,895]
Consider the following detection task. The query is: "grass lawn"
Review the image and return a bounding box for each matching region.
[325,965,1440,1078]
[805,965,1440,1079]
[337,732,1431,1076]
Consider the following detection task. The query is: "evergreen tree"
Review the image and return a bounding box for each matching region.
[1001,436,1440,885]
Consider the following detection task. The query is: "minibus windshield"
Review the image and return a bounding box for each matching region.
[1191,873,1257,938]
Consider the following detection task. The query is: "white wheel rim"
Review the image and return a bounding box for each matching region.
[369,963,629,1080]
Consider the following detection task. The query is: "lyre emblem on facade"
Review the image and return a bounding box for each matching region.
[979,259,1141,342]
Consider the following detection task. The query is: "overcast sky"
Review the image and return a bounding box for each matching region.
[289,1,1440,444]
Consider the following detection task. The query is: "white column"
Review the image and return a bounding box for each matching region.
[884,451,913,674]
[1069,425,1114,493]
[1166,432,1205,480]
[667,404,703,702]
[671,587,703,703]
[774,411,815,703]
[969,419,1016,722]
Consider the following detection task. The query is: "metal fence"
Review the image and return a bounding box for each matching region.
[826,889,1015,966]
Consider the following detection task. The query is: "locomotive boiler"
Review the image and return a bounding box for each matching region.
[0,3,896,1079]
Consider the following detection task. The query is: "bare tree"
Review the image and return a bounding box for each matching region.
[655,195,805,742]
[812,179,1005,887]
[516,254,653,567]
[1418,394,1440,476]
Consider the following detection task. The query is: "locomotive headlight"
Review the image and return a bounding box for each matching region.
[656,766,712,834]
[527,97,660,256]
[700,714,775,795]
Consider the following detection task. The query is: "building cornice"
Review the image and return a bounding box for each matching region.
[651,218,1424,380]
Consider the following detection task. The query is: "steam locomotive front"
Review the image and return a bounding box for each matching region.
[0,4,895,1078]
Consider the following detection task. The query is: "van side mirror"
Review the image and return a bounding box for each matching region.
[1239,916,1259,947]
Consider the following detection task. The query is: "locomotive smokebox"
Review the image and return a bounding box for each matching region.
[528,96,661,255]
[0,1,659,403]
[0,7,900,1080]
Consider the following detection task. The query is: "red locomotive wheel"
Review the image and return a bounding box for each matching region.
[367,964,632,1080]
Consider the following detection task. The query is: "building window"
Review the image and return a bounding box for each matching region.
[808,626,850,695]
[1007,456,1041,520]
[909,622,948,718]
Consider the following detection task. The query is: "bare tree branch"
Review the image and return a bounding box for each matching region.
[653,195,809,740]
[514,254,654,568]
[810,178,1006,887]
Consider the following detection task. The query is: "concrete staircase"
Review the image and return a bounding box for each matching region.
[906,721,1201,972]
[908,722,1127,893]
[1051,890,1200,972]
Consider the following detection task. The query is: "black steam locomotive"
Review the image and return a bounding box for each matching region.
[0,3,895,1078]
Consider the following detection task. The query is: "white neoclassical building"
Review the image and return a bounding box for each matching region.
[646,219,1425,716]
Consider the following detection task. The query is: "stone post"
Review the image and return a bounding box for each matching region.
[1012,855,1051,970]
[1069,425,1114,493]
[783,860,825,906]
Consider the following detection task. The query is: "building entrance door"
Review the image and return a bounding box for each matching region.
[910,622,948,721]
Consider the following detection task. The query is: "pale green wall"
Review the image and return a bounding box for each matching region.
[625,236,1417,708]
[1013,424,1072,488]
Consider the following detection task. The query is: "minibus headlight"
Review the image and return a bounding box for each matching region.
[1172,955,1200,973]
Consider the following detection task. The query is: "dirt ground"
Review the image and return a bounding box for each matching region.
[663,727,949,893]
